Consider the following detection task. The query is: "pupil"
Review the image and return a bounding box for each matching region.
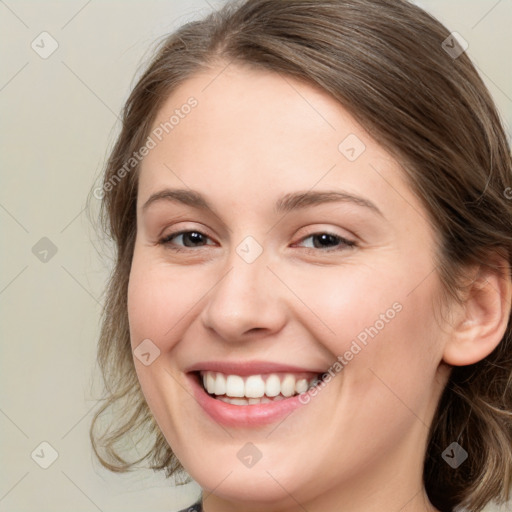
[186,232,203,246]
[315,234,337,248]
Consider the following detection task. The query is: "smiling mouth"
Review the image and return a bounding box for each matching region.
[197,370,321,405]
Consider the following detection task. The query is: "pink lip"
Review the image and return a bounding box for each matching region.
[187,372,313,427]
[185,360,325,376]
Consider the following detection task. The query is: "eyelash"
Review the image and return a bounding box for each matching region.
[158,230,357,253]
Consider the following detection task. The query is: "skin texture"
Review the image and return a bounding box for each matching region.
[127,63,510,512]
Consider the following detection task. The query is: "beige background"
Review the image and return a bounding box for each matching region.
[0,1,511,511]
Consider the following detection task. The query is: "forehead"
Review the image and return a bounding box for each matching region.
[137,63,419,225]
[147,64,348,165]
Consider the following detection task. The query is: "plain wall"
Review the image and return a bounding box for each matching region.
[1,1,511,510]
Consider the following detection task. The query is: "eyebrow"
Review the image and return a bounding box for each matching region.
[141,188,384,218]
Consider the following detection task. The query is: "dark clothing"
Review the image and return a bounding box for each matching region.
[177,500,202,512]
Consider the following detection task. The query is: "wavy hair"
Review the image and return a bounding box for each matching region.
[88,1,512,510]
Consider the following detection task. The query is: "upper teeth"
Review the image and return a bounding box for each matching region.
[201,371,317,398]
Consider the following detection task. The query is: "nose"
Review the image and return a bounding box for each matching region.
[200,247,287,343]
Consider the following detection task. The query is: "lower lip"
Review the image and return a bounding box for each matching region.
[188,373,310,427]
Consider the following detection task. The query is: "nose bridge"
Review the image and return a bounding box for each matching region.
[200,236,285,341]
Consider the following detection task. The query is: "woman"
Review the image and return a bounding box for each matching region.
[89,1,512,511]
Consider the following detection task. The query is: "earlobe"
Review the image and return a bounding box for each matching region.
[442,256,512,367]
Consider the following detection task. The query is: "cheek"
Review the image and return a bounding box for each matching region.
[337,280,442,432]
[306,259,442,401]
[127,250,199,351]
[292,261,410,353]
[127,267,165,349]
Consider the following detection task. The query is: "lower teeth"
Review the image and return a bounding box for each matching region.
[214,395,289,405]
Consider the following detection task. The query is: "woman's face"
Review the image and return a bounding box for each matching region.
[128,64,450,510]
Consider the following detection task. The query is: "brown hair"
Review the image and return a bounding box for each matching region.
[88,1,512,510]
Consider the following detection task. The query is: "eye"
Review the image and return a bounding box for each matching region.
[294,232,356,252]
[158,230,215,251]
[158,230,356,253]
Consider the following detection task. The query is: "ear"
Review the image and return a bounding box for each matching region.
[442,254,512,366]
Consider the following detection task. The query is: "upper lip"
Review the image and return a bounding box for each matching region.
[185,360,325,376]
